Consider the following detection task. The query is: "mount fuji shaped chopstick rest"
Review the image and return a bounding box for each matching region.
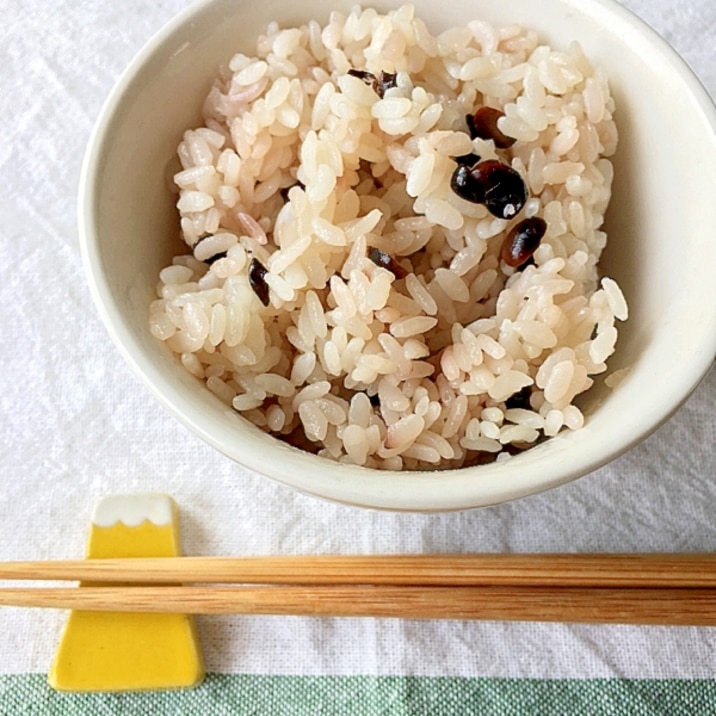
[48,494,205,692]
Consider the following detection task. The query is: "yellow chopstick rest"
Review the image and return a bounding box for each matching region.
[48,494,205,692]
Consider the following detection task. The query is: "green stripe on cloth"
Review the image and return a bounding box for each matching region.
[1,674,715,715]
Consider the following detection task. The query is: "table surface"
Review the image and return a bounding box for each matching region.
[1,1,715,713]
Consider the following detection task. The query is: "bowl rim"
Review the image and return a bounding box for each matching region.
[78,0,716,511]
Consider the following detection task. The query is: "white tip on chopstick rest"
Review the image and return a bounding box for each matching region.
[48,494,205,692]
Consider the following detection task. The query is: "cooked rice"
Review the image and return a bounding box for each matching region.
[149,4,627,470]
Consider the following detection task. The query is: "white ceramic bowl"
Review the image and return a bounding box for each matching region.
[79,0,716,511]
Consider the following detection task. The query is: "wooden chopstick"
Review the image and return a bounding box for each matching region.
[2,554,714,625]
[1,553,715,588]
[0,584,715,625]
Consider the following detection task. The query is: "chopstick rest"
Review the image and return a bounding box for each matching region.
[48,494,205,692]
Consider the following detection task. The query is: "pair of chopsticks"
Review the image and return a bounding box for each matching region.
[1,553,715,625]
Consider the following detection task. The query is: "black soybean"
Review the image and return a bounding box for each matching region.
[450,160,527,219]
[465,113,478,141]
[501,217,547,268]
[505,385,533,410]
[347,69,398,99]
[453,152,482,167]
[515,255,536,272]
[368,247,408,279]
[248,258,270,306]
[450,164,484,204]
[194,234,227,265]
[347,69,375,82]
[482,164,528,219]
[204,251,228,265]
[467,107,516,149]
[377,71,398,97]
